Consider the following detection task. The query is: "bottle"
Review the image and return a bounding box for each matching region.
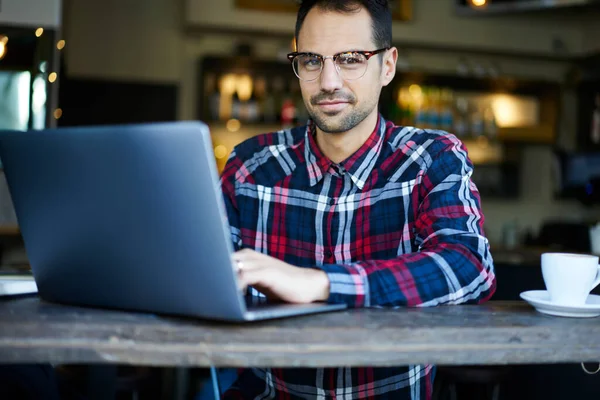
[470,102,484,138]
[483,103,498,139]
[398,87,413,126]
[262,80,277,124]
[218,74,237,121]
[205,73,220,121]
[280,80,296,129]
[281,98,296,130]
[231,91,241,121]
[427,87,441,130]
[439,89,454,133]
[252,76,267,123]
[245,90,259,123]
[453,96,469,138]
[272,76,285,124]
[235,74,253,122]
[415,87,429,129]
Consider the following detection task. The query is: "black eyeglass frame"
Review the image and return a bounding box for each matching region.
[286,47,390,81]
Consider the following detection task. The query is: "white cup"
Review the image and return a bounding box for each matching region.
[541,252,600,306]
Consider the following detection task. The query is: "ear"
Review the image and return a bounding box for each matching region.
[381,47,398,87]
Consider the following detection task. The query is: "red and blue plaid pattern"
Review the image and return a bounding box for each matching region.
[220,115,496,399]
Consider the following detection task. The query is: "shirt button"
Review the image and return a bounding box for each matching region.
[329,198,335,206]
[325,249,333,258]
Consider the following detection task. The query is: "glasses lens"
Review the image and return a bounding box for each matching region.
[293,54,322,81]
[336,52,368,80]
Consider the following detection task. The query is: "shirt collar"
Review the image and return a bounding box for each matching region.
[304,114,386,190]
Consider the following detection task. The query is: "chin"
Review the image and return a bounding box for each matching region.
[322,125,351,134]
[311,111,368,134]
[314,119,349,134]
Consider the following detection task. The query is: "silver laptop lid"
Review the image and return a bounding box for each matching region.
[0,122,248,320]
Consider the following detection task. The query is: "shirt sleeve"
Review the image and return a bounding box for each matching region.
[318,137,497,308]
[219,151,243,252]
[219,149,268,304]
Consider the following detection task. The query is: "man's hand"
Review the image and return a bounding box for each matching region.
[233,249,330,304]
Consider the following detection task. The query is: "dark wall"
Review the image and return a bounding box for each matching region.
[57,77,178,126]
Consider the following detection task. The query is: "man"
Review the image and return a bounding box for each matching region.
[219,0,496,398]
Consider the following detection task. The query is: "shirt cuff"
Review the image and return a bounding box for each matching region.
[318,263,369,308]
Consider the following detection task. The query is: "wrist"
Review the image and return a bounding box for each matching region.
[310,268,330,302]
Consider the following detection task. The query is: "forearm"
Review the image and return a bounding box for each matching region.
[319,238,496,308]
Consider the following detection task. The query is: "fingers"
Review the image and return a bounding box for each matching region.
[238,268,260,288]
[232,252,273,294]
[232,250,258,272]
[233,258,248,293]
[237,268,278,301]
[232,249,292,303]
[232,250,263,293]
[236,267,268,297]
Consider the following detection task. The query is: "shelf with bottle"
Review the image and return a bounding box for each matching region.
[198,55,311,130]
[386,85,500,140]
[381,73,559,146]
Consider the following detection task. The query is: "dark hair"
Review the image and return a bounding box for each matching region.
[294,0,392,49]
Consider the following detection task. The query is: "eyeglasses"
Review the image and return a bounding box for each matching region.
[287,48,389,82]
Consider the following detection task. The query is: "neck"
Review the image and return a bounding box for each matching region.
[315,110,379,164]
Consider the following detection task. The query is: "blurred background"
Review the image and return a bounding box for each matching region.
[2,0,600,251]
[1,0,600,399]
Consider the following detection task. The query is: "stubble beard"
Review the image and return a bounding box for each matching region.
[307,92,374,134]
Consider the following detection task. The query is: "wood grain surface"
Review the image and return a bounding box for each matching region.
[1,297,599,368]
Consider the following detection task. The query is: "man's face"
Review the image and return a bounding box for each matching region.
[296,6,395,134]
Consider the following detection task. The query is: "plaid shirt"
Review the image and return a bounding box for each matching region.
[220,115,496,399]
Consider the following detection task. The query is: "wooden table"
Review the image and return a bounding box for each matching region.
[1,297,599,368]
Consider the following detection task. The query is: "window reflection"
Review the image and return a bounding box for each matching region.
[0,71,31,131]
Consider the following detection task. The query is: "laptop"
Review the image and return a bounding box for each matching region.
[0,122,346,321]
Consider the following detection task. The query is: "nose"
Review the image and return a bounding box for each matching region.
[319,58,343,93]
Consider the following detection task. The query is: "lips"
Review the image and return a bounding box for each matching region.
[316,101,349,113]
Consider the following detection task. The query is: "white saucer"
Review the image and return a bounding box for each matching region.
[519,290,600,318]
